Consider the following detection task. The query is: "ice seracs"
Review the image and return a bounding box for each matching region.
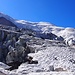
[65,38,75,47]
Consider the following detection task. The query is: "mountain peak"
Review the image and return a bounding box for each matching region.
[0,12,5,16]
[0,12,9,18]
[0,12,17,27]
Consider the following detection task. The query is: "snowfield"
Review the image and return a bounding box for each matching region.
[17,44,75,74]
[28,72,74,75]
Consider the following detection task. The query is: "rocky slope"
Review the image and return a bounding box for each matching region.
[0,12,75,75]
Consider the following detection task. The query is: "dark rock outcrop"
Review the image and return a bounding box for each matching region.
[0,17,17,27]
[35,32,64,41]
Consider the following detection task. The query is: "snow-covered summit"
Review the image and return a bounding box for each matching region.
[0,12,15,22]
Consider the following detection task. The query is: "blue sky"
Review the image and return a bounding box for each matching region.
[0,0,75,27]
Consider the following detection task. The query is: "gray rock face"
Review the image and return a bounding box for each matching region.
[0,25,19,63]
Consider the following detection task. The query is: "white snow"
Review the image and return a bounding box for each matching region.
[0,62,11,69]
[0,62,17,75]
[28,72,74,75]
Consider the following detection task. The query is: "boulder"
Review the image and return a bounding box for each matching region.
[54,67,67,72]
[6,36,31,69]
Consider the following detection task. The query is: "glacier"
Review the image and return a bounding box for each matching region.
[0,12,75,75]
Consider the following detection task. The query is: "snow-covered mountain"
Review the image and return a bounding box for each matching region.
[0,12,75,75]
[0,12,75,40]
